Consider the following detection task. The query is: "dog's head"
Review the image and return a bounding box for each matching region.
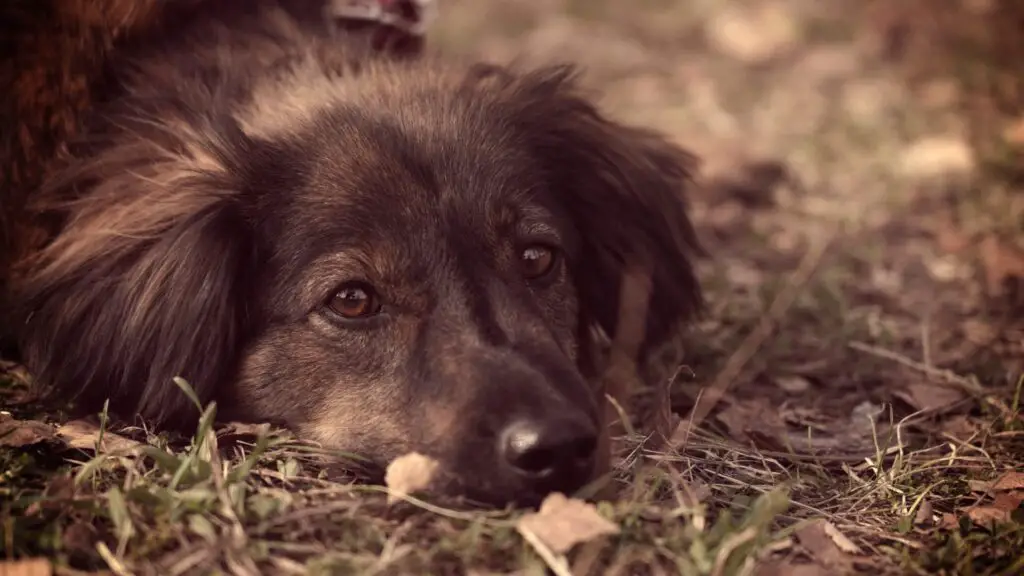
[13,58,702,506]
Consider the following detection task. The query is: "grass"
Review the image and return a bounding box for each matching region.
[2,366,1021,574]
[3,0,1024,574]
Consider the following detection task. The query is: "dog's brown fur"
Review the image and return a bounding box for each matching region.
[3,0,703,505]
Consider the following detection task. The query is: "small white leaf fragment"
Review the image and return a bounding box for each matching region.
[384,452,439,504]
[516,492,621,555]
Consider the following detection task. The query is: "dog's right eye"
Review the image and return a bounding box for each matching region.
[327,282,382,319]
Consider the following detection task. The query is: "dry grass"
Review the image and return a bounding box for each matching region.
[3,0,1024,574]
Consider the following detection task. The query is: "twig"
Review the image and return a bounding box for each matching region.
[594,265,653,488]
[673,234,835,446]
[848,341,982,394]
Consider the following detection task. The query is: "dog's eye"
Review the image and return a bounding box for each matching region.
[519,245,558,280]
[328,283,382,319]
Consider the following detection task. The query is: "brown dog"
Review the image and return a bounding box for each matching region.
[3,0,703,506]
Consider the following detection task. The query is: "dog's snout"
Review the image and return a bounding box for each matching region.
[498,416,598,492]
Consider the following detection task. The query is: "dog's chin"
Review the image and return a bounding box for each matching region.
[425,472,562,510]
[322,456,590,509]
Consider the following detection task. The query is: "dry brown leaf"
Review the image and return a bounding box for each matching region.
[969,471,1024,493]
[980,235,1024,297]
[516,492,620,554]
[1003,116,1024,146]
[914,500,934,526]
[60,522,99,556]
[0,559,52,576]
[0,417,55,448]
[959,487,1024,527]
[25,474,79,517]
[774,375,812,393]
[965,505,1012,525]
[56,420,142,454]
[794,519,854,568]
[968,478,992,493]
[962,319,998,345]
[822,521,861,555]
[384,452,439,504]
[941,414,977,441]
[755,561,832,576]
[939,512,960,529]
[992,471,1024,491]
[933,217,970,254]
[894,381,966,413]
[992,491,1024,512]
[714,398,787,442]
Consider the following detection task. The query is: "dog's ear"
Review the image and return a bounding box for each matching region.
[472,64,705,355]
[11,118,258,430]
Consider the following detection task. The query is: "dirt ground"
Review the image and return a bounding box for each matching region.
[2,0,1023,575]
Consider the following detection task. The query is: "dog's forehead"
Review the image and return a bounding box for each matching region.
[260,97,564,303]
[294,102,547,228]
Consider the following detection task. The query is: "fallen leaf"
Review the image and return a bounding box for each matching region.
[774,375,812,393]
[25,474,79,516]
[0,418,55,447]
[914,500,934,526]
[0,559,52,576]
[384,452,439,504]
[755,561,832,576]
[516,492,620,554]
[969,471,1024,493]
[980,235,1024,297]
[932,217,970,254]
[941,415,977,441]
[965,505,1012,525]
[794,519,854,568]
[894,381,966,413]
[56,420,143,454]
[993,471,1024,491]
[992,491,1024,512]
[822,521,861,554]
[1003,116,1024,146]
[60,522,99,556]
[939,513,959,529]
[706,3,800,64]
[899,136,975,180]
[715,398,787,442]
[968,479,992,493]
[961,319,997,346]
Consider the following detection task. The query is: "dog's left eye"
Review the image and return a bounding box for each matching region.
[518,244,559,281]
[327,282,382,319]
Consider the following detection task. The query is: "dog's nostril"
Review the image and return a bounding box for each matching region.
[499,418,598,481]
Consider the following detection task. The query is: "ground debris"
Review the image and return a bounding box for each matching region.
[56,419,143,454]
[942,470,1024,528]
[0,416,55,447]
[794,519,857,571]
[516,492,620,555]
[0,560,51,576]
[893,380,967,413]
[384,452,440,504]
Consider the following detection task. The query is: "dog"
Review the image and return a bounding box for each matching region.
[2,0,704,506]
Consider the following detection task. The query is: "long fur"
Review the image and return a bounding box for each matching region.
[3,0,704,502]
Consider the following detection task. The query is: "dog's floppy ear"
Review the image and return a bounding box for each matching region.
[472,64,705,355]
[11,116,258,430]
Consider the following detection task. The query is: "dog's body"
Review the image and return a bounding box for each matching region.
[3,0,703,506]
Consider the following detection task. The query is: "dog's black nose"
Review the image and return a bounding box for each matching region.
[499,417,598,492]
